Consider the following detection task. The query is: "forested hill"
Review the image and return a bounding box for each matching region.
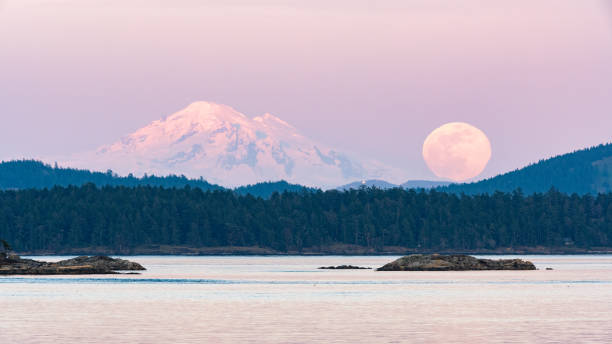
[4,141,611,199]
[234,181,316,198]
[0,160,314,198]
[1,185,611,254]
[441,143,612,195]
[0,160,224,191]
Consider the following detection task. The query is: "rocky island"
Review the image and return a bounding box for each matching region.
[318,265,371,270]
[0,254,146,275]
[377,254,536,271]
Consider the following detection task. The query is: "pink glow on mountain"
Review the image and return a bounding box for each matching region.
[68,101,406,187]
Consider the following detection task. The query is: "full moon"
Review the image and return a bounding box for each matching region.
[422,122,491,182]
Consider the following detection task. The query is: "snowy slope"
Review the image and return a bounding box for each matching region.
[67,102,406,188]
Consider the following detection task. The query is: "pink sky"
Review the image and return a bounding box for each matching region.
[1,0,611,181]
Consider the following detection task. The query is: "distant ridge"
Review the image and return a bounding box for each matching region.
[441,143,612,195]
[337,179,450,191]
[234,181,318,198]
[0,160,223,191]
[401,180,451,189]
[5,142,611,196]
[337,180,399,191]
[0,160,312,198]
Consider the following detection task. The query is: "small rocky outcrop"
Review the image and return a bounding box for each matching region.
[377,254,536,271]
[55,256,145,271]
[318,265,371,270]
[0,255,146,275]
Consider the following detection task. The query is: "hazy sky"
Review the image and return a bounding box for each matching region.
[1,0,611,181]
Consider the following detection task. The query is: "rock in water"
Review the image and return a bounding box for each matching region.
[318,265,371,270]
[55,256,146,271]
[377,254,536,271]
[0,255,145,275]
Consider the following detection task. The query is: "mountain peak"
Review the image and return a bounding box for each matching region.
[71,102,406,188]
[184,101,235,112]
[170,101,247,123]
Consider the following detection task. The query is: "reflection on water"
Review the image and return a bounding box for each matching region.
[1,255,612,343]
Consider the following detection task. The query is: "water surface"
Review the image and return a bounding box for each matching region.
[1,255,611,343]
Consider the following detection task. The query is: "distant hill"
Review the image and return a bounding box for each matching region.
[337,179,399,190]
[234,181,318,198]
[338,179,450,191]
[0,160,224,191]
[0,160,314,197]
[401,180,451,189]
[6,140,612,197]
[441,143,612,195]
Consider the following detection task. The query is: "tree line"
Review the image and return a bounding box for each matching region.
[0,184,611,253]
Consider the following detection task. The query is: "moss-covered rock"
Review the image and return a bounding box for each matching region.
[377,254,536,271]
[0,255,145,275]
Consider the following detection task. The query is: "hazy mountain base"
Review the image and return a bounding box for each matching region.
[337,180,450,191]
[16,244,612,256]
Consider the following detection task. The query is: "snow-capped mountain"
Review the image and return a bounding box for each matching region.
[66,102,406,188]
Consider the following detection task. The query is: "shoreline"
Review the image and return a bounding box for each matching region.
[15,245,612,256]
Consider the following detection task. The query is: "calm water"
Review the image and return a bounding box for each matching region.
[1,255,612,343]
